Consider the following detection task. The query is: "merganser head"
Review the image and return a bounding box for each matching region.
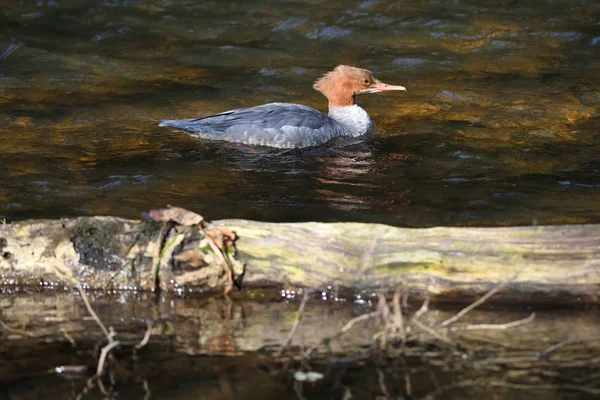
[313,65,406,108]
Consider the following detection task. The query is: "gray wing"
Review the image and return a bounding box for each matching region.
[159,103,342,148]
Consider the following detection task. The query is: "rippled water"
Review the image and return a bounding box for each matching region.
[1,0,599,226]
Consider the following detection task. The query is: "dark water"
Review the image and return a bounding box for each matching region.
[1,292,599,399]
[0,0,599,226]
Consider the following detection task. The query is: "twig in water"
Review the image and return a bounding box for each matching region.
[413,294,430,321]
[377,368,391,399]
[421,378,600,399]
[402,292,409,309]
[74,284,113,342]
[55,269,128,381]
[276,290,309,358]
[392,289,406,341]
[0,319,35,337]
[135,321,153,350]
[294,380,306,400]
[452,312,535,331]
[60,327,77,347]
[377,293,390,321]
[538,338,600,358]
[142,378,152,400]
[438,282,507,328]
[487,380,600,396]
[0,43,21,61]
[97,377,111,396]
[303,310,381,359]
[402,358,412,398]
[75,376,97,400]
[342,387,352,400]
[96,340,121,377]
[540,339,580,357]
[377,293,390,349]
[411,318,451,344]
[71,277,122,380]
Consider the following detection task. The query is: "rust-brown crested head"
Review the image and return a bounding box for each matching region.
[313,65,406,108]
[313,65,374,107]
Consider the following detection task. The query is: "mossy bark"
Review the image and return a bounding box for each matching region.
[216,220,600,301]
[1,216,599,300]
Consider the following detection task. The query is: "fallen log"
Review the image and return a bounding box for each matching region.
[1,212,599,301]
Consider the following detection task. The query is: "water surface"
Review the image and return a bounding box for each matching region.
[1,0,599,226]
[1,292,598,399]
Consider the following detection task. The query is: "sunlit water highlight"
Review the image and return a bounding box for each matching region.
[1,0,600,226]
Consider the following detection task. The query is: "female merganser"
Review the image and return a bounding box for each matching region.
[159,65,406,149]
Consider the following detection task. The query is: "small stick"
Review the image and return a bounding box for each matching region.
[453,312,535,331]
[0,319,35,337]
[96,340,121,376]
[303,310,380,358]
[142,379,152,400]
[392,289,406,341]
[438,282,506,328]
[377,293,390,349]
[402,292,409,309]
[0,43,21,61]
[377,293,390,322]
[342,387,352,400]
[75,376,97,400]
[293,380,306,400]
[411,318,451,344]
[75,284,113,342]
[97,378,110,396]
[50,266,113,343]
[413,294,430,321]
[487,380,600,396]
[538,338,600,357]
[60,327,77,347]
[403,360,412,398]
[276,290,309,357]
[377,369,391,399]
[135,322,153,350]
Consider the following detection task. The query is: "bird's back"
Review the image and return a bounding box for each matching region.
[159,103,345,148]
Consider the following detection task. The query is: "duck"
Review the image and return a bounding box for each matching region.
[158,65,406,148]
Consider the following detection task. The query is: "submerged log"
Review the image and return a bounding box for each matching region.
[0,214,599,300]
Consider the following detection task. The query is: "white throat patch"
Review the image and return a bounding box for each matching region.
[328,105,373,137]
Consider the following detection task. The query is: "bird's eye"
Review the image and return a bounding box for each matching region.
[363,79,370,84]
